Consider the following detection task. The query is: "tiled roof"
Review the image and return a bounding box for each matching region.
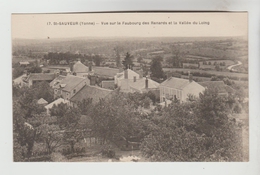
[44,98,70,109]
[93,66,119,77]
[26,73,56,82]
[198,81,235,94]
[160,77,191,90]
[73,61,89,73]
[59,75,88,92]
[130,78,160,91]
[70,85,113,104]
[118,78,159,93]
[37,98,48,104]
[50,75,66,87]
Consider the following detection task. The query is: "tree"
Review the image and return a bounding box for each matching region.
[114,46,121,67]
[52,105,82,152]
[32,81,54,103]
[27,66,42,74]
[150,56,165,81]
[13,100,37,159]
[122,52,134,69]
[92,55,103,66]
[140,90,243,161]
[13,66,25,79]
[37,124,63,154]
[137,57,143,63]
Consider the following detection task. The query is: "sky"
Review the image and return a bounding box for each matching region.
[12,12,247,39]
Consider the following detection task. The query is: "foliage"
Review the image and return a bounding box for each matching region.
[140,89,243,161]
[122,52,134,69]
[31,81,54,103]
[13,66,25,79]
[27,66,42,73]
[114,46,121,67]
[150,56,165,80]
[89,92,151,146]
[101,146,116,158]
[92,55,103,66]
[37,124,63,154]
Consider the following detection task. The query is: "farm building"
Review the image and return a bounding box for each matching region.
[159,75,205,103]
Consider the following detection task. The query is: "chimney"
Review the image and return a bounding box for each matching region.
[189,73,193,82]
[145,76,148,89]
[90,75,96,86]
[70,62,74,72]
[124,69,128,79]
[139,70,143,79]
[133,76,136,82]
[88,61,92,72]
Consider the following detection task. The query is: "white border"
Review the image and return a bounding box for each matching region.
[1,1,259,175]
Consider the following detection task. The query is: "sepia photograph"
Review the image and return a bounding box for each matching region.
[11,12,248,162]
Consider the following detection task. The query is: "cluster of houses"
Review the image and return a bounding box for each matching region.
[14,59,235,113]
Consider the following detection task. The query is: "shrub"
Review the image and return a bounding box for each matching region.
[101,148,116,158]
[233,103,242,114]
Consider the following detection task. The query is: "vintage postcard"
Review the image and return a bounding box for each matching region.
[12,12,248,162]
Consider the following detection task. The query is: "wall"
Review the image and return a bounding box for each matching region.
[61,78,89,100]
[160,86,182,102]
[182,81,205,102]
[75,72,89,78]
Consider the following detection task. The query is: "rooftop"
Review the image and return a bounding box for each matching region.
[73,61,89,73]
[160,77,191,90]
[59,75,88,92]
[37,98,48,105]
[70,85,113,104]
[132,78,159,90]
[44,98,70,109]
[25,73,56,82]
[50,75,66,87]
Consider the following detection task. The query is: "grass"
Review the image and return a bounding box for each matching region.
[12,56,35,64]
[163,67,248,78]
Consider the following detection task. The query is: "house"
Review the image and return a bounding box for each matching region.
[24,73,56,87]
[13,74,27,87]
[71,60,93,77]
[198,81,235,96]
[51,75,90,100]
[114,69,142,87]
[70,85,113,105]
[44,98,70,114]
[159,76,205,103]
[50,75,66,88]
[119,77,159,94]
[37,98,48,106]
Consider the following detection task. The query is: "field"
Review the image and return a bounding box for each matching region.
[163,67,248,79]
[12,56,35,64]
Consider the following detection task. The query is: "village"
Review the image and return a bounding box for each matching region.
[12,47,248,162]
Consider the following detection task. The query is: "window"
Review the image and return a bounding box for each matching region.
[73,89,76,94]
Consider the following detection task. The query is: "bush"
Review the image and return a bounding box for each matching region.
[51,152,67,162]
[233,103,242,114]
[62,145,85,156]
[101,148,116,158]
